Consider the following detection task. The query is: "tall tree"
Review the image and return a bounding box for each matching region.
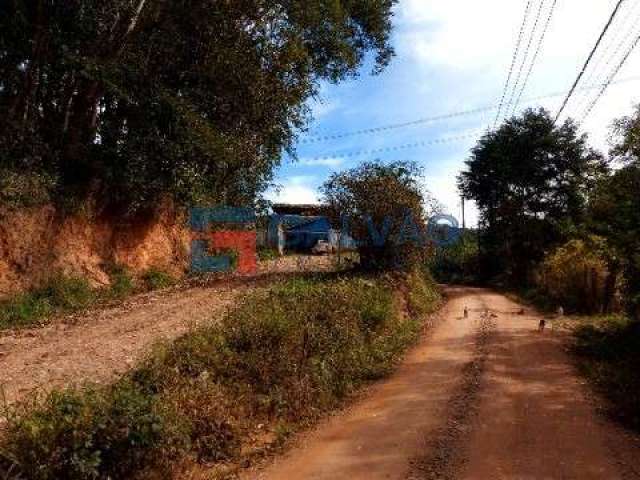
[0,0,397,213]
[321,160,427,271]
[589,104,640,320]
[458,108,606,286]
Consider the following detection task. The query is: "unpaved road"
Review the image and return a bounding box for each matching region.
[249,288,640,480]
[0,256,333,405]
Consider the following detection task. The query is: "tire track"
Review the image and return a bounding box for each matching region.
[408,306,495,480]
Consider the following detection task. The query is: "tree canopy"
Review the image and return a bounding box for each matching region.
[587,107,640,319]
[321,160,428,271]
[458,108,607,285]
[0,0,397,213]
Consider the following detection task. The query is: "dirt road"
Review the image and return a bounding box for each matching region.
[249,288,640,480]
[0,255,333,405]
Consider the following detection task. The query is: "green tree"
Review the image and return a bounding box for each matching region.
[458,108,607,286]
[588,106,640,319]
[321,160,428,271]
[0,0,396,213]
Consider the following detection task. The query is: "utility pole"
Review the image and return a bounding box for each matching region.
[461,196,466,230]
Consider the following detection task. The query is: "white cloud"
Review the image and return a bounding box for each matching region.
[299,157,345,167]
[423,161,480,227]
[265,176,321,204]
[280,0,640,224]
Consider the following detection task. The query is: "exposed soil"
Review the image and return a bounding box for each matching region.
[246,288,640,480]
[0,255,334,406]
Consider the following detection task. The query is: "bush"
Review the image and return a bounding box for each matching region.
[105,265,136,299]
[572,315,640,431]
[141,268,176,291]
[428,231,480,284]
[1,270,440,478]
[257,247,279,262]
[0,381,189,480]
[0,275,95,330]
[537,237,613,314]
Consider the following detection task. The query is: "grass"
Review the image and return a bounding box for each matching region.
[0,275,95,330]
[257,247,279,262]
[0,267,179,331]
[141,268,177,291]
[0,269,440,479]
[570,314,640,432]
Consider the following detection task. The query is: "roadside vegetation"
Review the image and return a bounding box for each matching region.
[0,269,440,479]
[569,315,640,432]
[0,267,177,331]
[428,230,480,285]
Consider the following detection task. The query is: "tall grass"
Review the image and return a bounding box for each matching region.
[0,270,440,479]
[0,267,178,330]
[571,315,640,432]
[0,275,95,330]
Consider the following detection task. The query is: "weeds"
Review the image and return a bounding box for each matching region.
[141,268,176,291]
[571,315,640,432]
[0,270,440,479]
[105,264,136,299]
[0,275,94,330]
[0,267,178,331]
[257,247,279,262]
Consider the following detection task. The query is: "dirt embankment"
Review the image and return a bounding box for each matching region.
[0,202,190,297]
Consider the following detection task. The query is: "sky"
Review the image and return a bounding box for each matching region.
[266,0,640,226]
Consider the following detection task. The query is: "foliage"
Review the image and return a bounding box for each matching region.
[105,264,136,299]
[610,104,640,164]
[322,160,428,271]
[141,268,176,291]
[458,109,607,287]
[0,271,440,479]
[0,1,396,213]
[0,381,188,480]
[257,247,279,262]
[428,230,480,284]
[0,266,179,330]
[536,236,614,314]
[588,107,640,320]
[0,274,95,330]
[571,315,640,432]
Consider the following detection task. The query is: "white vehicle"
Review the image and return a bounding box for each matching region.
[312,240,333,255]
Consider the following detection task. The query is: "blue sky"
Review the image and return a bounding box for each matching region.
[266,0,640,226]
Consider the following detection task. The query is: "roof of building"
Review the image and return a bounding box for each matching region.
[271,203,328,216]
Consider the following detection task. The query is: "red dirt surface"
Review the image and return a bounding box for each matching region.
[247,288,640,480]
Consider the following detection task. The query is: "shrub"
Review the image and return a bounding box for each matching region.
[257,247,279,262]
[0,275,95,330]
[141,268,176,291]
[106,265,136,299]
[0,381,189,480]
[1,270,440,478]
[428,231,480,284]
[572,315,640,431]
[537,237,613,314]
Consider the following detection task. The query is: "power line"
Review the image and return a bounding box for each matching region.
[554,0,626,123]
[511,0,559,115]
[581,27,640,121]
[505,0,547,118]
[308,132,482,162]
[571,0,639,116]
[493,0,534,128]
[298,75,640,144]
